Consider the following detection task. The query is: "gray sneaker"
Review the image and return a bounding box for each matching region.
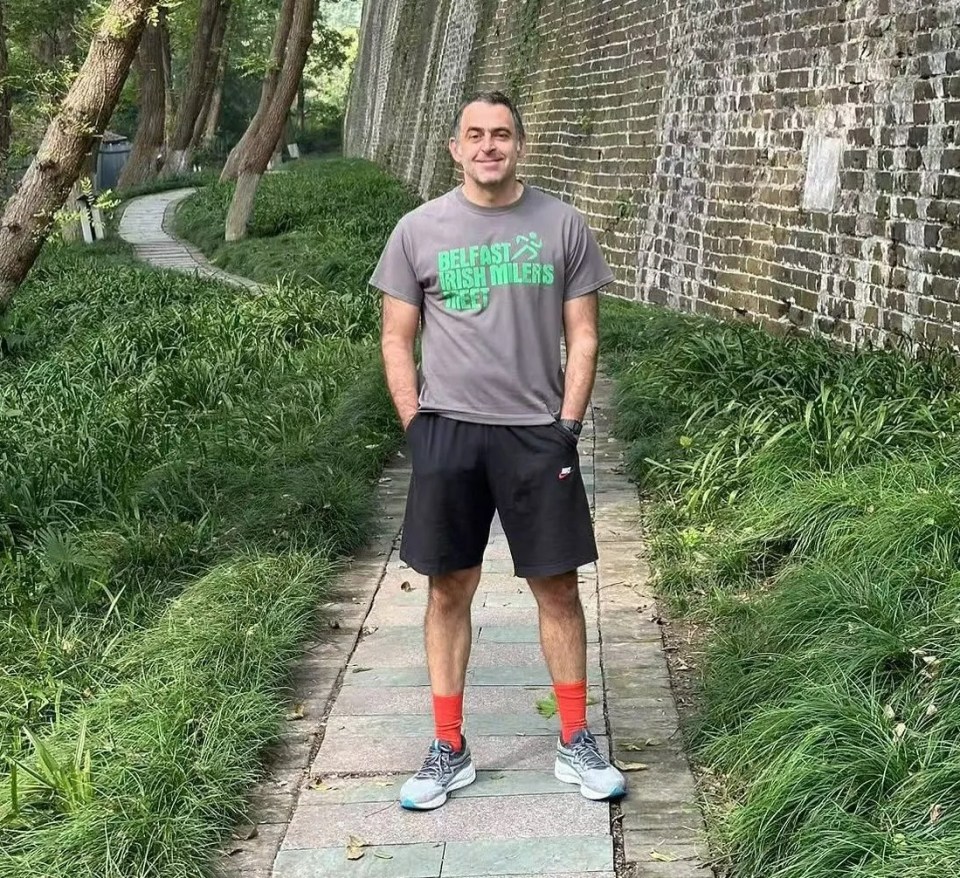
[555,729,627,800]
[399,738,476,810]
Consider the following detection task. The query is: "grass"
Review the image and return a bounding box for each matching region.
[599,298,960,878]
[175,157,417,290]
[0,157,419,876]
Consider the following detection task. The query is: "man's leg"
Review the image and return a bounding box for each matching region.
[425,565,482,750]
[528,570,588,742]
[397,416,493,810]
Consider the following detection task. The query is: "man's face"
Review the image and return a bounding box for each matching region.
[449,102,523,189]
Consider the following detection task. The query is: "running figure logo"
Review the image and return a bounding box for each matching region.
[512,232,543,262]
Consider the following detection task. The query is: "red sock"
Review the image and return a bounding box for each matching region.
[432,692,464,751]
[554,680,588,744]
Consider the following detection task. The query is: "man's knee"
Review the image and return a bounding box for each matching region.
[528,571,581,613]
[428,567,480,612]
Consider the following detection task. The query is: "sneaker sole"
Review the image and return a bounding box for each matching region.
[400,762,477,811]
[554,759,627,801]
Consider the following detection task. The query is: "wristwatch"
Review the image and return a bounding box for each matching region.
[558,418,583,437]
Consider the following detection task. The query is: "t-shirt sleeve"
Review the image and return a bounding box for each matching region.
[369,220,424,306]
[564,213,614,300]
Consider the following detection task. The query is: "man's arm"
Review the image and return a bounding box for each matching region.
[381,294,422,430]
[560,292,599,423]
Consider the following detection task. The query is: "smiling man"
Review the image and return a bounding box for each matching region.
[371,92,625,810]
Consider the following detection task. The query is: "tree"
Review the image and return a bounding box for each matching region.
[162,0,230,175]
[0,0,157,308]
[0,1,11,190]
[223,0,314,241]
[189,3,230,151]
[219,0,295,183]
[117,9,167,187]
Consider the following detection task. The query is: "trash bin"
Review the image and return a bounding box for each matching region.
[97,132,131,191]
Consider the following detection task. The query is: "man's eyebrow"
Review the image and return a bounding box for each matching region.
[465,126,513,134]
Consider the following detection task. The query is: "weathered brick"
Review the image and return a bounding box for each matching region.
[348,0,960,351]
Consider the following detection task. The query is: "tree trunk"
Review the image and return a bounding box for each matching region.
[200,49,227,150]
[160,7,174,146]
[117,17,166,188]
[162,0,229,176]
[224,0,315,241]
[219,0,296,182]
[0,1,12,191]
[190,0,231,151]
[297,80,305,141]
[0,0,155,309]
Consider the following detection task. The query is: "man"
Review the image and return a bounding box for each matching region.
[371,91,625,811]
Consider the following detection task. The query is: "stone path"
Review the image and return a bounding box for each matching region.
[116,195,710,876]
[117,188,263,292]
[222,385,710,878]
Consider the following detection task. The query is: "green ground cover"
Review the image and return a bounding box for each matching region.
[601,299,960,878]
[0,158,418,876]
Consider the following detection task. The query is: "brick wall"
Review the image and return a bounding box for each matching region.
[346,0,960,349]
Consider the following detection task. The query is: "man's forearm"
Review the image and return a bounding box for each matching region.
[382,338,420,428]
[560,336,599,422]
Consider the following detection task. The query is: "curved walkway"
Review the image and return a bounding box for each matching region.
[117,188,263,293]
[117,194,709,878]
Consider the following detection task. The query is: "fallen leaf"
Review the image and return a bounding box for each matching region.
[536,694,558,718]
[894,722,907,740]
[615,760,649,772]
[373,851,394,860]
[650,850,677,862]
[926,703,939,717]
[346,835,365,860]
[352,666,373,673]
[400,580,414,591]
[227,846,244,856]
[622,742,648,752]
[930,803,943,824]
[883,704,896,721]
[372,781,393,787]
[231,824,258,841]
[285,703,305,721]
[328,619,341,630]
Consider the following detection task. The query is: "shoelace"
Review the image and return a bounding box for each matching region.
[415,743,452,780]
[570,732,609,771]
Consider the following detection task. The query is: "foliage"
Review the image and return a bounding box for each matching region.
[175,156,420,290]
[600,299,960,878]
[0,158,414,875]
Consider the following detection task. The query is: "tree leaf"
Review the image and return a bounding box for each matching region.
[650,850,677,862]
[536,694,557,718]
[615,760,649,772]
[346,835,365,860]
[400,581,414,591]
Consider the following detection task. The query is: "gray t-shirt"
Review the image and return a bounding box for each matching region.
[370,185,613,425]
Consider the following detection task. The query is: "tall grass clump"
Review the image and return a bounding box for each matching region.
[175,157,418,291]
[599,297,960,878]
[1,157,417,877]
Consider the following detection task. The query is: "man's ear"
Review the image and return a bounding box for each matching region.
[448,137,461,164]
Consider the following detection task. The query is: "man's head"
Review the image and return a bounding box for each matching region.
[449,92,525,192]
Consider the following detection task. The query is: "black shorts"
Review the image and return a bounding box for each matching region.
[399,414,598,577]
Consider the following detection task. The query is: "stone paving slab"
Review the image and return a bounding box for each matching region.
[364,604,598,629]
[322,710,595,738]
[274,843,444,878]
[350,639,601,669]
[282,793,608,848]
[441,836,613,876]
[300,771,579,805]
[313,733,609,774]
[329,686,604,717]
